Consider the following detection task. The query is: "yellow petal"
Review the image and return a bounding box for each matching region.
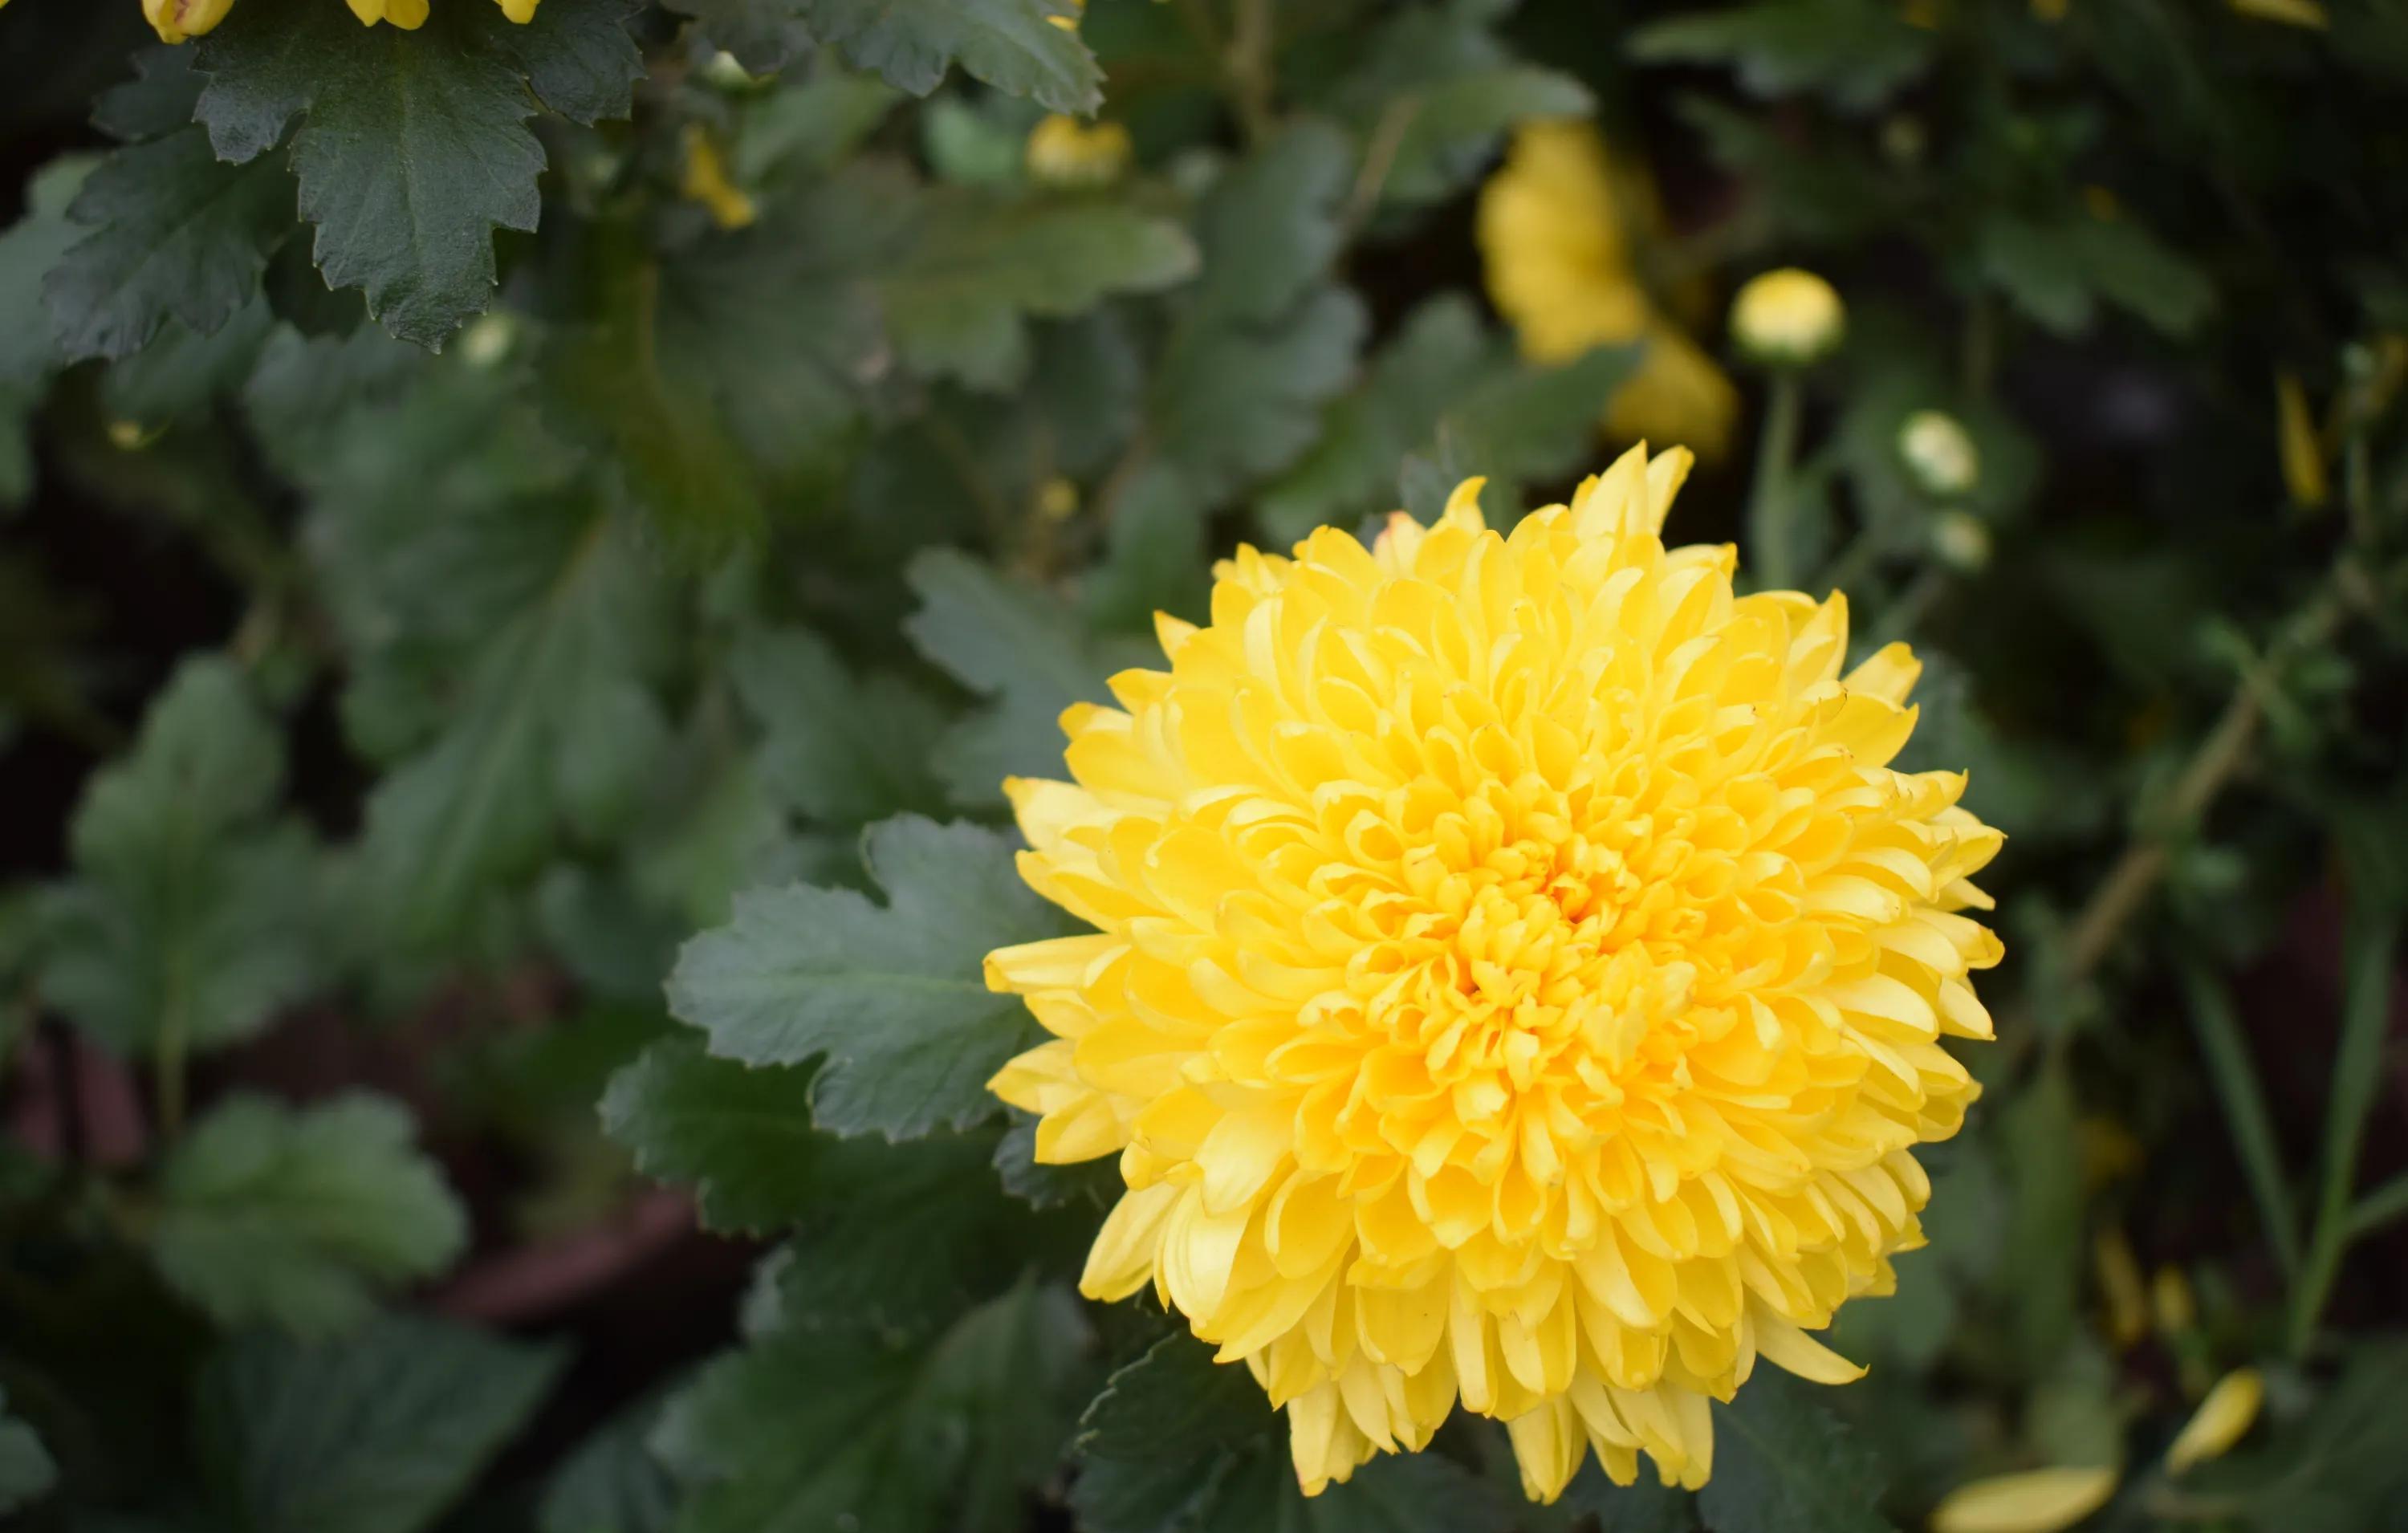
[2166,1368,2264,1474]
[1929,1467,2118,1533]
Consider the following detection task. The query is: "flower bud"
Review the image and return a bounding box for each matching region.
[458,311,519,369]
[1899,409,1981,496]
[145,0,237,43]
[1025,116,1133,189]
[1930,511,1991,573]
[1730,268,1844,367]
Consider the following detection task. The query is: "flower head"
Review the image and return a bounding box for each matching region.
[1899,410,1982,498]
[1480,122,1739,459]
[987,445,2003,1500]
[1027,115,1134,189]
[1731,268,1845,367]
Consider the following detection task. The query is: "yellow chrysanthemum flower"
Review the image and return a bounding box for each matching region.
[138,0,537,43]
[1479,123,1739,461]
[986,445,2004,1500]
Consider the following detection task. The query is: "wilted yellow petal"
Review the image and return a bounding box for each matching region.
[2166,1368,2264,1474]
[2276,371,2329,508]
[1930,1466,2119,1533]
[680,124,757,232]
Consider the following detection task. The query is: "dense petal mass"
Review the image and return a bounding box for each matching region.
[987,446,2003,1501]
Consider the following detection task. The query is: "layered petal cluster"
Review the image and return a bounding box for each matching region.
[1479,122,1739,460]
[138,0,537,44]
[988,447,2003,1501]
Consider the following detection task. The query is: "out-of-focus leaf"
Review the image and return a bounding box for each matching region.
[151,1093,467,1337]
[38,656,319,1058]
[1997,1065,2084,1358]
[1084,459,1210,631]
[41,126,290,362]
[197,1315,565,1533]
[881,195,1196,389]
[540,1391,677,1533]
[101,295,276,430]
[665,815,1072,1137]
[1155,285,1369,496]
[0,157,94,503]
[655,1278,1092,1533]
[904,548,1158,806]
[733,625,950,826]
[1071,1333,1510,1533]
[2190,1338,2408,1531]
[1976,209,2215,338]
[664,0,1098,109]
[1630,0,1934,112]
[0,1389,55,1517]
[93,44,206,142]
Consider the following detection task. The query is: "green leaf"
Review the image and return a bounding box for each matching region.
[1072,1334,1510,1533]
[1697,1372,1895,1533]
[355,515,672,952]
[94,44,208,142]
[197,1315,565,1533]
[1975,209,2215,339]
[993,1112,1119,1210]
[904,548,1161,806]
[539,1390,677,1533]
[664,0,1097,108]
[1155,284,1369,497]
[151,1092,468,1336]
[1084,459,1210,632]
[42,126,291,362]
[0,157,95,504]
[0,1389,56,1517]
[1259,294,1491,543]
[665,815,1072,1138]
[2190,1338,2408,1531]
[657,1278,1092,1533]
[193,0,636,348]
[1405,343,1645,518]
[38,656,319,1058]
[1629,0,1934,112]
[732,625,950,826]
[1190,122,1352,327]
[882,196,1198,389]
[102,293,277,431]
[1557,1462,1698,1532]
[600,1037,822,1234]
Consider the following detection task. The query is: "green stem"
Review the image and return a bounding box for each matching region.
[1747,372,1804,592]
[2178,962,2301,1281]
[2289,905,2399,1356]
[1868,567,1947,650]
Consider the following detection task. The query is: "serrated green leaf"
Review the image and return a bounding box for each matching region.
[94,44,207,142]
[42,126,291,362]
[732,625,949,826]
[903,548,1160,807]
[0,1389,55,1518]
[808,0,1100,113]
[1629,0,1934,112]
[1192,122,1352,326]
[600,1036,822,1233]
[1413,342,1645,517]
[1976,209,2215,339]
[1697,1372,1895,1533]
[1259,294,1491,543]
[1072,1334,1510,1533]
[37,656,319,1058]
[197,1315,565,1533]
[661,0,813,73]
[659,1278,1090,1533]
[1084,458,1210,631]
[883,196,1198,389]
[1155,284,1369,496]
[665,815,1071,1137]
[192,0,631,348]
[151,1092,467,1336]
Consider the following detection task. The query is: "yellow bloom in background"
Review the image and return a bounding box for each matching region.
[2276,371,2329,509]
[680,124,757,231]
[2165,1368,2264,1474]
[987,445,2004,1499]
[140,0,539,43]
[2229,0,2327,26]
[1027,115,1133,189]
[1480,122,1739,460]
[1731,268,1845,368]
[1929,1466,2119,1533]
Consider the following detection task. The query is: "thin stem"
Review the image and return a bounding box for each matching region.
[1747,373,1804,592]
[1226,0,1275,147]
[1868,567,1947,650]
[1962,291,1998,399]
[2288,905,2399,1356]
[1339,96,1421,242]
[2350,1170,2408,1240]
[2178,961,2301,1281]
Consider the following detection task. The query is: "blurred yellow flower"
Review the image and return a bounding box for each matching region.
[2166,1368,2264,1474]
[2093,1229,2147,1350]
[680,125,757,232]
[1898,410,1980,497]
[1027,115,1133,188]
[988,445,2004,1500]
[1930,1466,2119,1533]
[1479,121,1739,459]
[2151,1265,2196,1336]
[2229,0,2327,26]
[2276,371,2329,508]
[138,0,539,42]
[1731,269,1845,367]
